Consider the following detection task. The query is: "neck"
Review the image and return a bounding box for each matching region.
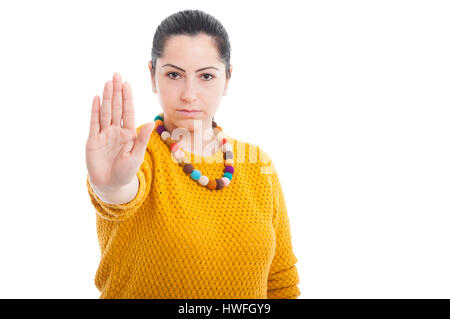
[163,119,218,157]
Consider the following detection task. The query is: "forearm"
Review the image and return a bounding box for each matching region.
[90,174,139,205]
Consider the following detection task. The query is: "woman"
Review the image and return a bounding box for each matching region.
[85,9,300,299]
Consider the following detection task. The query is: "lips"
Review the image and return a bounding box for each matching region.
[176,109,202,118]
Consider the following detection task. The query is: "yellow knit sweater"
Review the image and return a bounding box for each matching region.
[86,124,301,299]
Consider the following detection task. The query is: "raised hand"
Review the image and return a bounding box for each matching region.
[86,72,155,192]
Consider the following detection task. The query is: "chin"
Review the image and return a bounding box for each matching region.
[171,118,193,132]
[177,117,206,126]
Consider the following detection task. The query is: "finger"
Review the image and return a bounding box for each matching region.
[122,81,135,130]
[131,122,155,159]
[89,95,100,137]
[111,72,123,127]
[100,81,112,130]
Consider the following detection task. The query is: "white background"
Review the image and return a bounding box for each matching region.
[0,0,449,298]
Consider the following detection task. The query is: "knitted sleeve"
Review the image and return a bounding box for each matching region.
[266,160,301,299]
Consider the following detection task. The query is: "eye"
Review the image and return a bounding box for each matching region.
[201,73,215,81]
[167,72,181,80]
[167,72,178,80]
[166,72,215,81]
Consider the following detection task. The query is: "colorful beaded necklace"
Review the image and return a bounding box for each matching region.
[154,113,234,190]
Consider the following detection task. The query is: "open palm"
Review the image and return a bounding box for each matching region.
[86,73,154,191]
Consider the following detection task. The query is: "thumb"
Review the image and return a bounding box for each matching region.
[131,122,155,160]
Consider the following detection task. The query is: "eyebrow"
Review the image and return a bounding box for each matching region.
[161,63,220,72]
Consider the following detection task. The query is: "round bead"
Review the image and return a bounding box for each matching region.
[174,152,185,163]
[198,175,209,186]
[168,142,177,151]
[156,125,166,135]
[223,172,233,180]
[213,127,222,135]
[225,159,234,165]
[183,164,194,174]
[222,177,230,186]
[222,142,232,152]
[215,178,224,190]
[224,150,233,159]
[190,170,201,180]
[170,142,180,152]
[154,115,164,121]
[216,131,225,141]
[154,119,163,128]
[160,131,171,141]
[224,165,234,174]
[222,138,227,145]
[207,179,217,190]
[174,149,184,159]
[165,137,175,146]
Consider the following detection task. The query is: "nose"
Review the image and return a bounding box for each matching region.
[180,77,197,104]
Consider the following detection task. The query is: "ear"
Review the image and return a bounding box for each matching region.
[148,61,157,93]
[223,64,233,96]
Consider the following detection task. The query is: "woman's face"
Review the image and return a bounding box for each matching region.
[149,33,232,133]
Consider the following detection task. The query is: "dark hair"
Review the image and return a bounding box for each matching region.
[151,9,231,79]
